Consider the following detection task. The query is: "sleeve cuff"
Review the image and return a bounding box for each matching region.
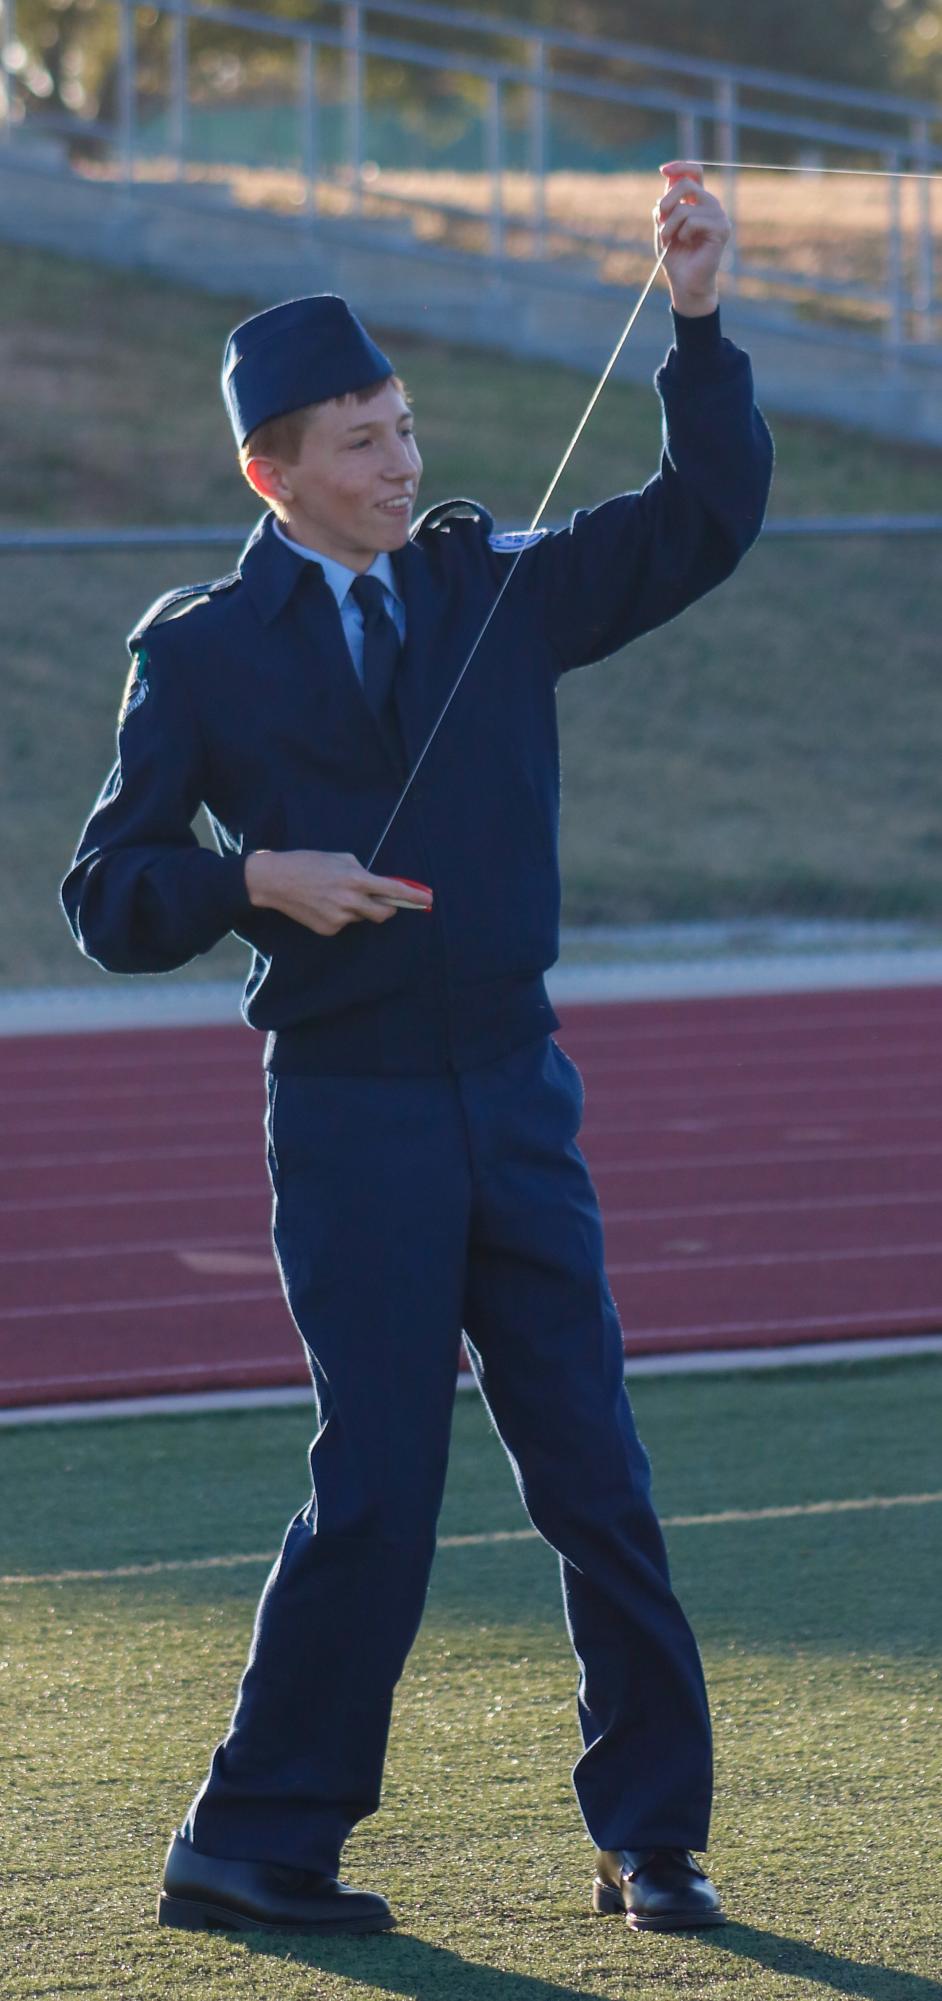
[217,849,256,926]
[670,305,723,364]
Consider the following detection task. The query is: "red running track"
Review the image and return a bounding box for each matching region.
[2,984,941,1407]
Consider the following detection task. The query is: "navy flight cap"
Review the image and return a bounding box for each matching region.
[222,294,394,449]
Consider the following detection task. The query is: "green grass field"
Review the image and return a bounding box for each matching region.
[3,241,942,985]
[3,1355,941,1999]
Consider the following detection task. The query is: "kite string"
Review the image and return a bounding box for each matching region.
[366,249,669,869]
[366,148,939,871]
[696,159,941,183]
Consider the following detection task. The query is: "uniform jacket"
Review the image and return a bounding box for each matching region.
[61,311,774,1075]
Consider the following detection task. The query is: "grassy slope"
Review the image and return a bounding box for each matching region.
[2,1356,940,1998]
[2,241,942,986]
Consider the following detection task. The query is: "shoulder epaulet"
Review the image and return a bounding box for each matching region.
[411,496,495,539]
[487,526,549,553]
[128,569,240,648]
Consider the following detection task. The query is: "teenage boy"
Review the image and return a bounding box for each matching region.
[63,164,773,1937]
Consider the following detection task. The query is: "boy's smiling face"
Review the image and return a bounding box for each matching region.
[243,377,422,570]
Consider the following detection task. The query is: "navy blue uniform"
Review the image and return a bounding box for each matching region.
[62,308,773,1869]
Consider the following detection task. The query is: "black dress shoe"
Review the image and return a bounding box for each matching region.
[157,1830,395,1934]
[592,1847,725,1931]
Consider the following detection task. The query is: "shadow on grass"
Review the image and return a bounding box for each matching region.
[703,1920,935,1999]
[238,1931,600,1998]
[232,1919,936,1999]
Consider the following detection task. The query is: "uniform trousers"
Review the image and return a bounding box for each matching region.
[185,1035,713,1871]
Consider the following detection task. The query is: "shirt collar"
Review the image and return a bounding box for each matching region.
[238,512,404,625]
[272,519,400,615]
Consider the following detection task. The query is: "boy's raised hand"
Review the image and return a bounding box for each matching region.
[655,161,731,316]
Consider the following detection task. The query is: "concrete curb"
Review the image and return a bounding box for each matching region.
[3,946,942,1035]
[1,1334,939,1425]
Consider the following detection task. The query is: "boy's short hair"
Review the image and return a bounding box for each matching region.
[241,373,408,467]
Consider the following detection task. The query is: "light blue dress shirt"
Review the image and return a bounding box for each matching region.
[273,520,405,683]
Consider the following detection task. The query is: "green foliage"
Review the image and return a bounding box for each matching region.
[10,0,942,143]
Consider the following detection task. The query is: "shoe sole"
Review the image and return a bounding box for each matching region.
[593,1879,725,1930]
[157,1892,396,1935]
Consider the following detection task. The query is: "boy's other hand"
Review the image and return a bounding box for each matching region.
[244,849,432,935]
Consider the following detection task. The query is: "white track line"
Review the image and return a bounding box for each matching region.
[0,1231,267,1267]
[559,1008,942,1048]
[582,1075,942,1106]
[591,1141,942,1176]
[9,1197,942,1271]
[4,1039,941,1103]
[607,1240,942,1276]
[1,1333,939,1424]
[13,1108,258,1140]
[4,1142,242,1171]
[576,1043,942,1078]
[9,1231,942,1282]
[0,1183,264,1216]
[0,1081,260,1108]
[11,1130,942,1181]
[0,1184,938,1228]
[2,1331,940,1412]
[3,1490,940,1588]
[12,1092,942,1150]
[621,1308,942,1341]
[583,1107,942,1140]
[604,1190,942,1223]
[0,1285,281,1324]
[0,1356,300,1396]
[3,993,939,1057]
[11,1086,941,1140]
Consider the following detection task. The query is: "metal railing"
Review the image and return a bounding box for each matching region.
[3,518,942,556]
[1,0,940,346]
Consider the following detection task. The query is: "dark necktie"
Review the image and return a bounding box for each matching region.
[349,573,401,730]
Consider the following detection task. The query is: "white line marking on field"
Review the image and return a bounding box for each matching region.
[3,1491,940,1588]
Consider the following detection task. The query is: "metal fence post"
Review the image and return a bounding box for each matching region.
[911,116,934,344]
[300,35,318,215]
[117,0,136,185]
[528,36,547,260]
[714,74,738,286]
[343,1,362,214]
[0,0,16,141]
[169,1,188,181]
[886,150,906,356]
[487,74,503,260]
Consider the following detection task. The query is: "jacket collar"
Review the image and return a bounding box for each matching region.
[240,510,410,626]
[238,511,311,624]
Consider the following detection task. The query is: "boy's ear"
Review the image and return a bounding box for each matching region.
[242,455,284,504]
